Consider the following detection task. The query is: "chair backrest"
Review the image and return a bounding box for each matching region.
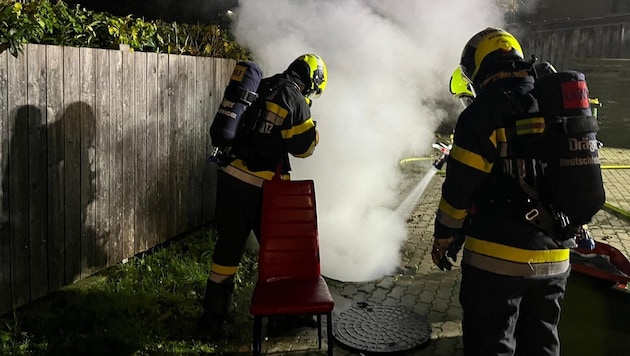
[259,179,321,281]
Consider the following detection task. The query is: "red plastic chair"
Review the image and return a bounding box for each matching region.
[249,179,334,355]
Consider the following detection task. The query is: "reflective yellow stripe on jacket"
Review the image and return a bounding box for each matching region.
[437,198,468,229]
[436,141,496,229]
[282,117,317,158]
[449,143,494,173]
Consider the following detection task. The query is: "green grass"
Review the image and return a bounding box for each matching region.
[0,225,259,355]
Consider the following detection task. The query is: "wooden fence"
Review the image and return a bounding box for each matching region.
[515,14,630,70]
[513,14,630,150]
[0,43,235,315]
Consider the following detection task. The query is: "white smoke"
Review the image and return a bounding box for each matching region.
[233,0,504,281]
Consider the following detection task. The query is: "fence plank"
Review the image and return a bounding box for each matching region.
[585,28,598,58]
[193,57,205,227]
[121,50,135,259]
[133,51,148,254]
[605,25,623,58]
[156,53,170,244]
[176,56,191,234]
[169,56,182,236]
[80,47,97,278]
[64,46,82,284]
[108,49,124,265]
[8,45,31,308]
[146,52,159,249]
[46,45,65,292]
[26,44,49,300]
[94,48,110,270]
[185,56,197,230]
[621,24,630,58]
[198,57,213,223]
[0,46,11,312]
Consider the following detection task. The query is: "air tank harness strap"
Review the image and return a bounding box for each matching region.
[239,89,258,105]
[499,157,571,244]
[512,157,561,239]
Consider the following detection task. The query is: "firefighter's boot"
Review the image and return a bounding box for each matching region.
[197,277,235,338]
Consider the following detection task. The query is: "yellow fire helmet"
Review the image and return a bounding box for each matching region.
[449,67,475,108]
[460,27,524,86]
[287,54,328,99]
[589,97,602,119]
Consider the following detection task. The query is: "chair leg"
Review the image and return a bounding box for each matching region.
[253,316,262,355]
[317,314,322,349]
[327,312,333,356]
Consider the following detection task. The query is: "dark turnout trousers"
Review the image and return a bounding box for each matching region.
[459,264,569,356]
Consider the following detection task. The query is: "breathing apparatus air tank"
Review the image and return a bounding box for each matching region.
[209,61,263,164]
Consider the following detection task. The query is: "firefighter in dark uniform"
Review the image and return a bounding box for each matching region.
[432,28,570,356]
[199,54,327,330]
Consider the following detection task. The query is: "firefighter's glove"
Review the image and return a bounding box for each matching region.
[431,236,455,271]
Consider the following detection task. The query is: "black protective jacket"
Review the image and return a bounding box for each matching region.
[434,75,570,277]
[222,72,318,187]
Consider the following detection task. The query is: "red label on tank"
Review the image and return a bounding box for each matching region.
[561,80,589,109]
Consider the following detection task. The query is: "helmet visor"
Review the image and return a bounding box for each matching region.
[450,67,475,98]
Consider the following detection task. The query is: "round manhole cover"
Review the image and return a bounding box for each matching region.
[333,302,431,353]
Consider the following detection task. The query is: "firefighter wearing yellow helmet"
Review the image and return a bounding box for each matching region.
[449,66,475,108]
[289,53,327,99]
[199,54,327,334]
[432,28,570,356]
